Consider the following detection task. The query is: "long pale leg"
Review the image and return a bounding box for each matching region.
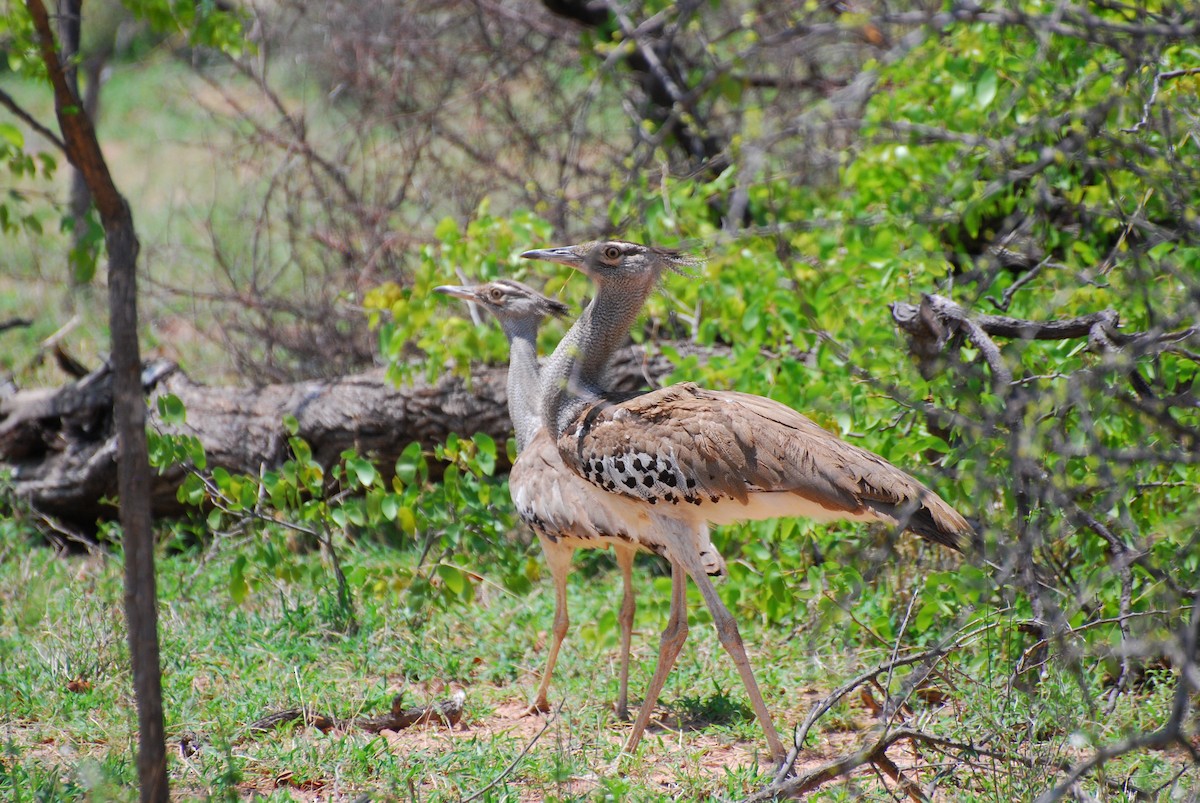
[688,568,787,762]
[528,535,574,715]
[622,560,689,756]
[614,544,637,720]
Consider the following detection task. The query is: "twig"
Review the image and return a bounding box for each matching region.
[244,689,466,736]
[1121,67,1200,134]
[985,258,1053,312]
[1034,596,1200,802]
[753,726,944,801]
[460,700,561,803]
[756,724,1159,802]
[878,6,1200,42]
[0,87,66,152]
[774,612,1013,787]
[0,318,33,334]
[313,518,358,635]
[599,0,722,166]
[959,313,1013,387]
[872,747,929,803]
[35,512,106,557]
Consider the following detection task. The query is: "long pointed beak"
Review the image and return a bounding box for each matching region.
[520,246,584,269]
[433,285,477,302]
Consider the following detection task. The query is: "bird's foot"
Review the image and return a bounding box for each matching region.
[523,699,552,717]
[612,702,631,722]
[606,749,632,776]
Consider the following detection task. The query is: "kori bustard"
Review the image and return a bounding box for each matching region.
[435,279,650,718]
[523,240,971,762]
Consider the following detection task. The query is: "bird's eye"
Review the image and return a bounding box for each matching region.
[602,245,621,261]
[488,288,504,302]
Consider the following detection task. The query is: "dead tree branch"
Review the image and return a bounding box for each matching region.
[0,343,726,526]
[1034,597,1200,802]
[1122,67,1200,134]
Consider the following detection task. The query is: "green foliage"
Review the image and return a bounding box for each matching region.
[365,205,558,385]
[126,0,250,53]
[148,397,530,627]
[0,116,56,248]
[63,208,103,284]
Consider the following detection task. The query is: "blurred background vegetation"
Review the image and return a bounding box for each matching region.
[1,0,1199,799]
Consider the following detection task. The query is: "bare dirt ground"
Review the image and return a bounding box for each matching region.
[222,689,917,801]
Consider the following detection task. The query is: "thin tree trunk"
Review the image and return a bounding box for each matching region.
[26,2,168,799]
[56,0,95,286]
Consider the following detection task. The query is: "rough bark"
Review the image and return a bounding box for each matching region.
[0,344,707,526]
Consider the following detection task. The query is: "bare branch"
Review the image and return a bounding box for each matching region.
[0,87,66,153]
[1033,602,1200,801]
[1122,67,1200,134]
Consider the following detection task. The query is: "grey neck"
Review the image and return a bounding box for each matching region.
[501,319,544,452]
[541,281,650,437]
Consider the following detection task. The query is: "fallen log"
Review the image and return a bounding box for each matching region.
[0,344,698,526]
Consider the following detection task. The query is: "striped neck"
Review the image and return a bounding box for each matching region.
[541,280,651,437]
[500,319,543,453]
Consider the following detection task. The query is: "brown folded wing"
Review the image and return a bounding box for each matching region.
[559,383,970,549]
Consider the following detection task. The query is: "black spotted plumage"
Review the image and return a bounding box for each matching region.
[558,382,969,550]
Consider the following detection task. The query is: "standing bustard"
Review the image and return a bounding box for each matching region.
[435,279,706,718]
[523,240,971,762]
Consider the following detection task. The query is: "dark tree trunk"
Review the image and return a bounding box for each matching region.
[26,1,168,799]
[55,0,97,286]
[67,55,105,283]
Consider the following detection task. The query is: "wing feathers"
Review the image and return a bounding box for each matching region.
[559,383,969,550]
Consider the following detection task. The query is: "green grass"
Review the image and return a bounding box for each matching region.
[1,521,783,800]
[0,510,1193,801]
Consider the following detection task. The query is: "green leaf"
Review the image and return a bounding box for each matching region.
[381,494,399,521]
[397,506,417,533]
[435,216,459,243]
[177,473,206,507]
[0,123,23,149]
[741,301,762,333]
[240,479,258,510]
[975,68,998,110]
[351,458,378,488]
[229,555,249,604]
[396,442,424,486]
[186,437,207,470]
[156,393,186,425]
[473,433,497,476]
[437,564,465,595]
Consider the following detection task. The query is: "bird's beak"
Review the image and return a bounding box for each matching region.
[433,285,477,302]
[520,246,584,269]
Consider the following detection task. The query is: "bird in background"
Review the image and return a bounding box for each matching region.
[521,240,971,763]
[435,279,660,719]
